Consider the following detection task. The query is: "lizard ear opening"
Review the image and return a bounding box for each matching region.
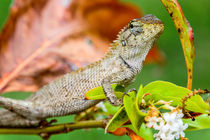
[121,40,126,46]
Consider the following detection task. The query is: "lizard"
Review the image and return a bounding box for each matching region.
[0,14,164,127]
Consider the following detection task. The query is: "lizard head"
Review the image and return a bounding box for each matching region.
[113,14,164,66]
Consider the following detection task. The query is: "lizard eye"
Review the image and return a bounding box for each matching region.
[129,23,134,29]
[129,22,143,36]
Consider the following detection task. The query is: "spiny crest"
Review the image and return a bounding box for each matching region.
[72,20,131,74]
[74,59,102,73]
[103,24,129,58]
[117,25,128,40]
[109,25,128,50]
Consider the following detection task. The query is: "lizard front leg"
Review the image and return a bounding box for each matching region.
[102,65,136,106]
[102,77,123,106]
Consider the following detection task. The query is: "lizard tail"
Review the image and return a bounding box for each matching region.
[0,96,40,119]
[0,109,40,127]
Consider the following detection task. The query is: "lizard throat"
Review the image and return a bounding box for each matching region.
[120,41,154,72]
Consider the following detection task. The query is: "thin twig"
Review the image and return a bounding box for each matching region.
[0,120,106,137]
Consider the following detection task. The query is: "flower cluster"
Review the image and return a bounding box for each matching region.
[145,109,188,140]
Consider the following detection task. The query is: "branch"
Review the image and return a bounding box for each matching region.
[161,0,195,90]
[0,120,106,139]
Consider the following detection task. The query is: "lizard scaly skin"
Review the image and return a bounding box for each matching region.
[0,15,164,127]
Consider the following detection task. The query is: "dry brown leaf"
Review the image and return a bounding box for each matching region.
[0,0,164,93]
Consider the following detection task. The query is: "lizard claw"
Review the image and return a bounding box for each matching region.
[123,92,130,97]
[39,119,57,128]
[128,88,137,93]
[122,88,137,97]
[110,98,123,106]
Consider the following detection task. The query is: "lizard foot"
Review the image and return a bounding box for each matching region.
[122,88,137,97]
[127,88,137,93]
[39,119,57,128]
[123,92,130,97]
[110,98,123,106]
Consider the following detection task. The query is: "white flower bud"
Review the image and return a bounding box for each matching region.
[145,109,188,140]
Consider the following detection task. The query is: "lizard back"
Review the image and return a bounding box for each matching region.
[27,55,121,117]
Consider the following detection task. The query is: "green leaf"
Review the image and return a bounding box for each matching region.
[143,81,191,106]
[124,91,147,132]
[183,115,210,131]
[105,106,128,132]
[138,123,153,140]
[185,94,210,114]
[85,84,125,100]
[136,85,144,105]
[104,102,121,115]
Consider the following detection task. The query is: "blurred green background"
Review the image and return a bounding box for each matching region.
[0,0,209,139]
